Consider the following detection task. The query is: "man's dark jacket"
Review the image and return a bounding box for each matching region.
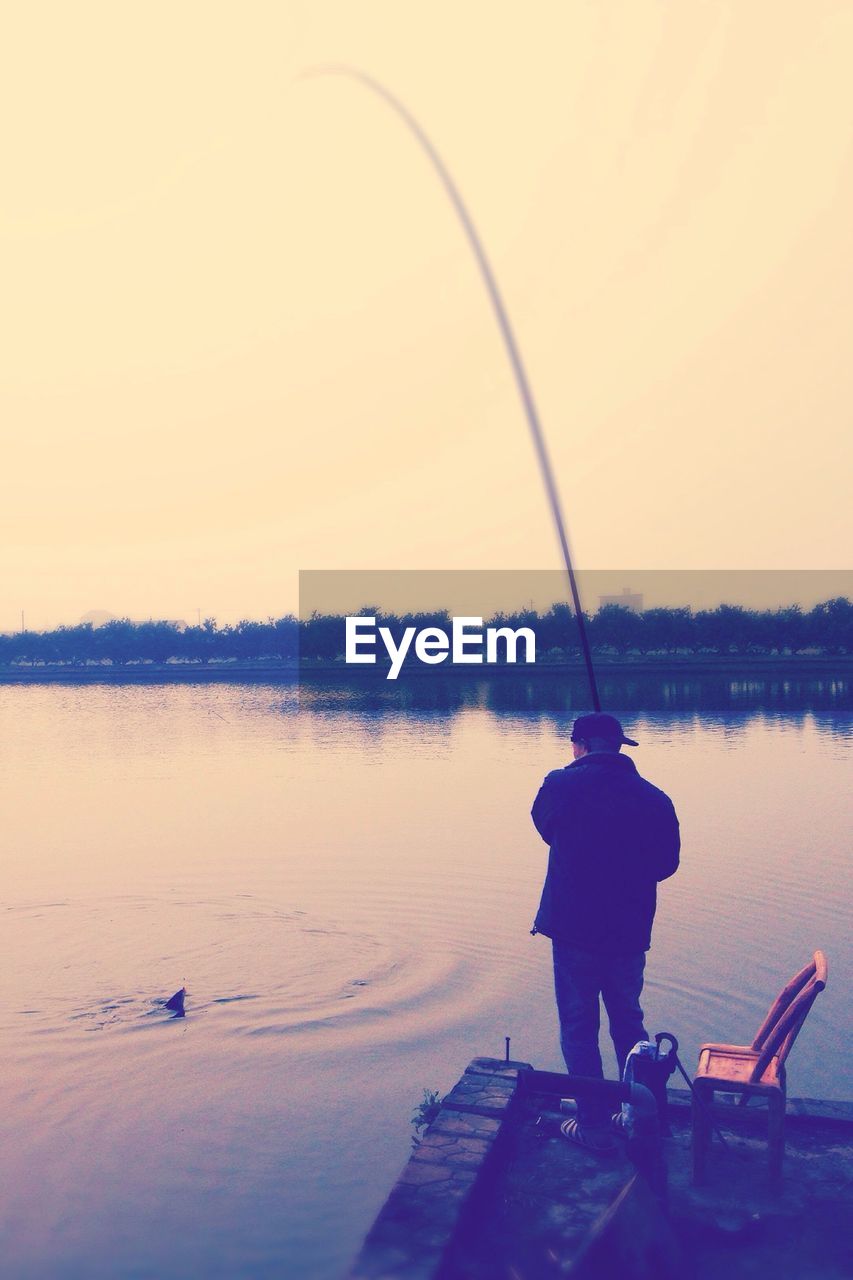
[532,752,680,953]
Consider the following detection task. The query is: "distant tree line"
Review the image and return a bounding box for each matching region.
[0,617,299,667]
[0,598,850,667]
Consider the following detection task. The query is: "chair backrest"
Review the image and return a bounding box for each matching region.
[750,950,828,1082]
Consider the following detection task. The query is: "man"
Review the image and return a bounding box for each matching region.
[531,712,680,1152]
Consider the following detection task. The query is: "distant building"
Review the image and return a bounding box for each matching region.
[599,588,643,614]
[79,609,117,627]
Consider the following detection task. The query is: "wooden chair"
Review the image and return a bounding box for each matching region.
[692,950,828,1186]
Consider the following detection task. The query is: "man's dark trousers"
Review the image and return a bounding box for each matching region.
[553,940,648,1127]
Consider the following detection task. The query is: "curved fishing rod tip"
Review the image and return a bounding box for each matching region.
[292,58,599,711]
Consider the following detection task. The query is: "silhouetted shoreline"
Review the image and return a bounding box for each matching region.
[1,654,850,684]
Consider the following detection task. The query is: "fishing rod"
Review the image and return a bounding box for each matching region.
[302,67,601,711]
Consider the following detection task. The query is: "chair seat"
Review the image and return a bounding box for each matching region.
[696,1042,784,1093]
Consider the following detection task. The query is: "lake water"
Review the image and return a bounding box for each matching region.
[1,672,850,1278]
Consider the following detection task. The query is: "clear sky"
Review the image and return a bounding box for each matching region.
[3,1,852,630]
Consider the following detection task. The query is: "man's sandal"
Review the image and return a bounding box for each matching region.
[559,1118,618,1154]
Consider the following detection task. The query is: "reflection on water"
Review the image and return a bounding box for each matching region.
[0,674,850,1279]
[299,669,850,722]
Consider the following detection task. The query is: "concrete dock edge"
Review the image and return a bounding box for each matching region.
[347,1058,532,1280]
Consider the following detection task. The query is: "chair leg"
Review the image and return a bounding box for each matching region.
[692,1082,712,1185]
[768,1092,785,1188]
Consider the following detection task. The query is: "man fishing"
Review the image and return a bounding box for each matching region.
[531,712,680,1153]
[313,70,679,1154]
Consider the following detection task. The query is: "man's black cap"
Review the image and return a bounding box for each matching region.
[571,712,638,747]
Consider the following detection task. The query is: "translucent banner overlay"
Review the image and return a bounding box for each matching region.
[297,570,853,683]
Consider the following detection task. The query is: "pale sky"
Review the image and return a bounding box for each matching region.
[3,1,852,630]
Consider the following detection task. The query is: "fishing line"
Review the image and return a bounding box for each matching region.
[301,67,601,710]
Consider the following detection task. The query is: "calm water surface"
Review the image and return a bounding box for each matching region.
[1,674,850,1278]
